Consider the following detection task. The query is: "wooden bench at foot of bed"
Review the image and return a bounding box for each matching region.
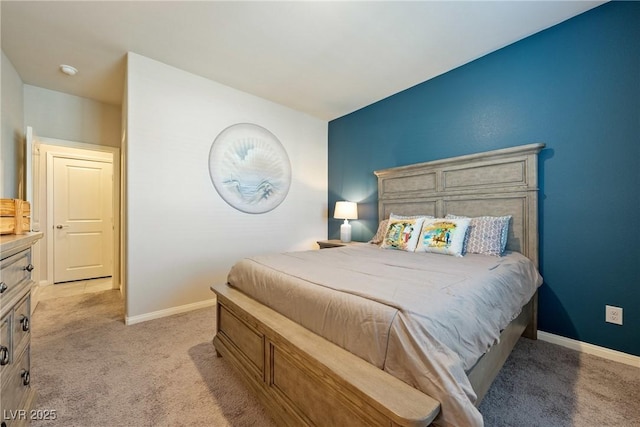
[211,283,441,427]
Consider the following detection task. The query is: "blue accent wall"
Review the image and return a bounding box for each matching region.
[328,2,640,356]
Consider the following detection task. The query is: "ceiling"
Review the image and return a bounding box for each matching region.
[2,1,605,121]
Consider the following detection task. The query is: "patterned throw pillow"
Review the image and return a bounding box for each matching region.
[368,219,389,244]
[369,214,434,245]
[446,214,511,256]
[416,218,471,256]
[380,217,426,252]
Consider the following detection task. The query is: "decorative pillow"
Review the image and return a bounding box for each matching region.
[368,219,389,244]
[446,214,511,256]
[380,217,426,252]
[416,218,471,257]
[369,214,434,245]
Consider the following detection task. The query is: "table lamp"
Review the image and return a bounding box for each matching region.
[334,201,358,243]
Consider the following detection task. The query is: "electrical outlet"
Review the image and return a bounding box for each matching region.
[605,305,623,325]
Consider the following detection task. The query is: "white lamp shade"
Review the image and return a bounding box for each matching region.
[334,201,357,243]
[334,201,358,220]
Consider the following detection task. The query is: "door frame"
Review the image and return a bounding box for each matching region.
[36,138,120,289]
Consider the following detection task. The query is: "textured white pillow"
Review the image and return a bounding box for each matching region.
[380,217,426,252]
[446,214,511,256]
[416,218,471,256]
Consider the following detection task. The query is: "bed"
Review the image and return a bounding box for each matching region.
[211,143,545,427]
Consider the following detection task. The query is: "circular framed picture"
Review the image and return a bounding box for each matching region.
[208,123,292,214]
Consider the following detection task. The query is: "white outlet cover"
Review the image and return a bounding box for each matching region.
[605,305,623,325]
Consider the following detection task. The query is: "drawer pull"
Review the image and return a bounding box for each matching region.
[20,314,30,332]
[21,369,31,386]
[0,346,8,365]
[25,263,35,272]
[0,281,7,293]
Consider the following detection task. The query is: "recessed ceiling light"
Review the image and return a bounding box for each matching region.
[59,64,78,76]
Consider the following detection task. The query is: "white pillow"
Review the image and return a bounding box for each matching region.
[416,218,471,257]
[380,217,426,252]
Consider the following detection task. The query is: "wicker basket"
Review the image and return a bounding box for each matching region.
[0,199,31,235]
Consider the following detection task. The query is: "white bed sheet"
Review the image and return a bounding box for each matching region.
[227,243,542,427]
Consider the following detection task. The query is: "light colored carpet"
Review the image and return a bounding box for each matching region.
[30,290,640,426]
[31,290,274,427]
[478,337,640,426]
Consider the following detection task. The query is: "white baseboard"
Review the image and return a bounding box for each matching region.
[538,331,640,368]
[30,282,40,315]
[125,298,216,325]
[32,281,51,315]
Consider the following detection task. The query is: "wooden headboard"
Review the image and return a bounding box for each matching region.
[374,143,545,267]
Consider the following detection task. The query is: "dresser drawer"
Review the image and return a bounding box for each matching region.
[12,295,30,357]
[1,232,41,427]
[0,313,10,374]
[0,249,31,300]
[0,346,31,419]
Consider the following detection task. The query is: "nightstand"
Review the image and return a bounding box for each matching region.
[317,240,361,249]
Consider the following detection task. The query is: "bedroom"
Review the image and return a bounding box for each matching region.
[1,1,638,426]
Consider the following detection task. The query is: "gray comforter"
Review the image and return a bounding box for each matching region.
[227,244,542,427]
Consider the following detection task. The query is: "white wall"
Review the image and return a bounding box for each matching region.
[125,52,328,321]
[1,51,25,198]
[24,85,121,148]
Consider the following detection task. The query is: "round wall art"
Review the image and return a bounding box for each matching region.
[208,123,292,214]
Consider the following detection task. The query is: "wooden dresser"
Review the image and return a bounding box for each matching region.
[1,233,42,427]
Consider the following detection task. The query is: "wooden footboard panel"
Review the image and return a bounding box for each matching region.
[212,283,440,427]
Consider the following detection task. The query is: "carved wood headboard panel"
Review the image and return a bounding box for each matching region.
[374,143,545,267]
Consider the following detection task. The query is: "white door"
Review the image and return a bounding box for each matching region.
[53,156,113,283]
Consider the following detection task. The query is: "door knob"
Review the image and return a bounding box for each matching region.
[56,224,69,229]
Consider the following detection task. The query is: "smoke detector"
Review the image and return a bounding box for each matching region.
[59,64,78,76]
